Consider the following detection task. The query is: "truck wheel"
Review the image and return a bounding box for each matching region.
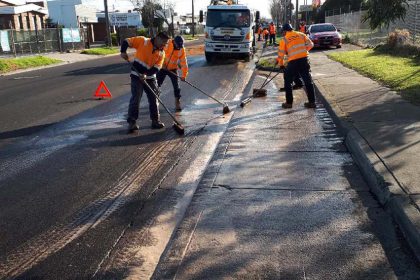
[205,52,214,63]
[244,54,251,62]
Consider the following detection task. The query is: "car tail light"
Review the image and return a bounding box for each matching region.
[246,33,250,40]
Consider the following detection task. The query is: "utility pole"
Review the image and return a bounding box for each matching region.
[192,0,195,37]
[295,0,299,29]
[104,0,112,46]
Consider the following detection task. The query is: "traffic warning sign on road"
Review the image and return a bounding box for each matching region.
[94,81,112,99]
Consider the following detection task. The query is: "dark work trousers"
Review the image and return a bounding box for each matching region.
[127,75,160,124]
[293,75,303,87]
[284,57,315,104]
[258,34,261,41]
[157,69,181,99]
[269,34,276,45]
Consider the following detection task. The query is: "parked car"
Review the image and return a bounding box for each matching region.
[180,25,191,35]
[307,23,342,48]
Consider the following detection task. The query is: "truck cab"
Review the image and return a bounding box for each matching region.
[202,1,256,62]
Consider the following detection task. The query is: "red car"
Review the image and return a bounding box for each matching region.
[307,23,342,48]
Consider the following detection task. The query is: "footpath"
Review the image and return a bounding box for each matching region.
[310,48,420,262]
[151,45,420,279]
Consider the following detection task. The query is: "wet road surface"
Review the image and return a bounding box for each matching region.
[0,52,254,279]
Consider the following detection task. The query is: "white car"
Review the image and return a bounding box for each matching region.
[180,26,191,35]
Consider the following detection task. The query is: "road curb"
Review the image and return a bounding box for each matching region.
[314,79,420,262]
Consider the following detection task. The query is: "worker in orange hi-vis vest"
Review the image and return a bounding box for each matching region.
[269,22,276,45]
[157,36,189,111]
[277,23,316,109]
[257,25,263,41]
[262,28,269,46]
[299,21,306,33]
[120,32,170,132]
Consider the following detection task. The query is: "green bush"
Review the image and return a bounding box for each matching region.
[111,33,119,46]
[136,28,149,37]
[343,34,351,44]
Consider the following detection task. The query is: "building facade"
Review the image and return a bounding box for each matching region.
[0,0,48,30]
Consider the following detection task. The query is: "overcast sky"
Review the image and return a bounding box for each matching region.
[81,0,309,18]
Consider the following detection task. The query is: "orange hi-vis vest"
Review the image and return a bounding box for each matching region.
[277,31,314,66]
[269,24,276,35]
[126,36,165,78]
[262,29,269,37]
[300,25,306,33]
[163,39,189,79]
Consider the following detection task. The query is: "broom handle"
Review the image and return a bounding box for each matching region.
[166,70,227,106]
[128,62,182,126]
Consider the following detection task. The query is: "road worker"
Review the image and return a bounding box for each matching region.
[269,22,276,45]
[299,21,306,33]
[277,23,316,109]
[120,32,170,132]
[262,28,269,46]
[157,35,189,111]
[257,25,263,41]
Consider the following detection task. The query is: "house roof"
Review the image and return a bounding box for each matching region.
[0,3,48,15]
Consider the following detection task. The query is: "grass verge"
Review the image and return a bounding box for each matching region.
[81,47,119,55]
[256,57,277,69]
[328,49,420,104]
[0,56,62,74]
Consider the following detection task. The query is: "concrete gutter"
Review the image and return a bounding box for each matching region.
[314,80,420,262]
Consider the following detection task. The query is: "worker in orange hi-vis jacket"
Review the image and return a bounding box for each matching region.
[120,32,170,132]
[257,25,263,41]
[269,22,276,45]
[157,35,189,111]
[277,23,316,109]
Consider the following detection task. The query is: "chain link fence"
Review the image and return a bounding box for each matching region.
[325,0,420,47]
[0,28,87,57]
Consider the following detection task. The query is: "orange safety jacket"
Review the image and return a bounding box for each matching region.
[277,31,314,66]
[269,24,276,35]
[163,39,189,79]
[299,25,306,33]
[262,29,269,37]
[126,36,165,78]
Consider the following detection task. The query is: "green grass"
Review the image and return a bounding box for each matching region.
[256,57,277,68]
[183,34,199,41]
[328,49,420,104]
[81,47,119,55]
[0,56,61,74]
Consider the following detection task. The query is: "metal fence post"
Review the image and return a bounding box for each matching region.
[414,0,418,44]
[10,29,17,57]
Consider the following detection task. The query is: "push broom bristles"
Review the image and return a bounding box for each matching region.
[223,105,230,114]
[172,122,185,135]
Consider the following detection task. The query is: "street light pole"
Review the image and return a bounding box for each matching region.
[192,0,195,37]
[295,0,299,29]
[104,0,112,46]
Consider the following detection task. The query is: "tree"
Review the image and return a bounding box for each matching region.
[363,0,409,29]
[130,0,171,35]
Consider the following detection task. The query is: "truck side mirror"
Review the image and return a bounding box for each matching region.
[199,10,204,23]
[255,11,260,23]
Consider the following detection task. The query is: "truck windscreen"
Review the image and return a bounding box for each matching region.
[206,10,251,28]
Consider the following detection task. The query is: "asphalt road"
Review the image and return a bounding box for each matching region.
[0,48,254,279]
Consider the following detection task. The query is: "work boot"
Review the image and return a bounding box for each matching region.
[151,120,165,129]
[175,98,182,111]
[304,102,316,108]
[281,103,293,109]
[128,122,139,132]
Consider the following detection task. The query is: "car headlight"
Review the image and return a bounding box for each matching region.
[210,30,214,36]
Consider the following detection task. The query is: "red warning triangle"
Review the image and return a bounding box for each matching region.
[94,80,112,98]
